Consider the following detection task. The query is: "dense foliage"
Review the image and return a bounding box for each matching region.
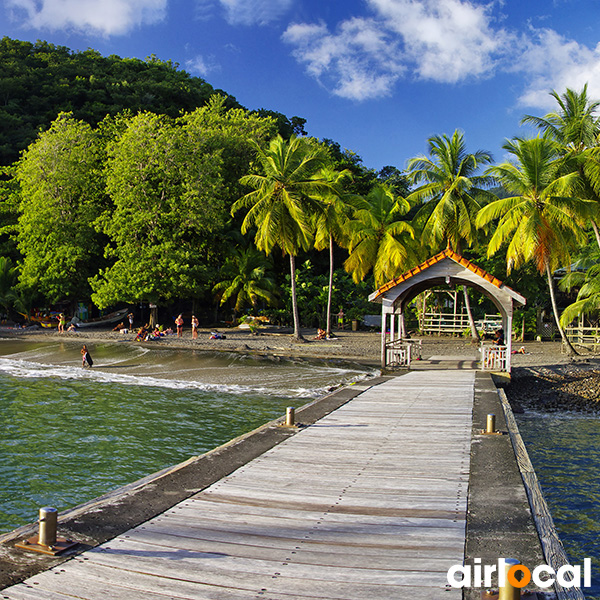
[4,35,600,340]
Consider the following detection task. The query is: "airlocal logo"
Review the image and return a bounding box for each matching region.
[447,558,592,589]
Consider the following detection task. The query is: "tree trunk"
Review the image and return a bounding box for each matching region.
[290,254,303,340]
[463,286,480,342]
[591,219,600,250]
[326,235,334,336]
[545,262,577,355]
[149,305,158,328]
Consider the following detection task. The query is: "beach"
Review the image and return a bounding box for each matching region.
[4,324,600,411]
[0,324,589,365]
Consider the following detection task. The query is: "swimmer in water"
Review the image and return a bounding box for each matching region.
[81,345,93,368]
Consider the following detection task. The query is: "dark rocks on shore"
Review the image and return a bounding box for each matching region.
[507,364,600,413]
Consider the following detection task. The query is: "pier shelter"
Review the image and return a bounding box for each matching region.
[369,249,526,372]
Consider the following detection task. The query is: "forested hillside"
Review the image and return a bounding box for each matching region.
[0,37,302,166]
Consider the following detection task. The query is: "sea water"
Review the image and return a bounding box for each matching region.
[516,412,600,599]
[0,340,374,534]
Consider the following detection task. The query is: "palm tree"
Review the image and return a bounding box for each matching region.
[213,247,277,320]
[407,130,495,341]
[313,166,359,336]
[476,136,590,355]
[522,84,600,247]
[232,135,332,340]
[559,259,600,328]
[343,183,415,288]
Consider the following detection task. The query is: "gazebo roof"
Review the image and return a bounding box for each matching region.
[369,248,526,306]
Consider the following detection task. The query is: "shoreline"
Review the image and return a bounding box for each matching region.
[4,326,600,411]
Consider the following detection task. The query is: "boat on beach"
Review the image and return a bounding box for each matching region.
[70,308,129,328]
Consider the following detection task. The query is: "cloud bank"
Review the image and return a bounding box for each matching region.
[283,0,600,107]
[6,0,167,35]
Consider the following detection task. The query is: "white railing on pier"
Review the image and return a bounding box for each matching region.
[480,344,508,371]
[384,339,422,368]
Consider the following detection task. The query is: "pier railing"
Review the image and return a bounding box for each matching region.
[384,339,422,368]
[480,344,508,371]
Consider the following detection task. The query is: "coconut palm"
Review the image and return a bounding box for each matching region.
[559,259,600,327]
[213,247,277,319]
[521,84,600,154]
[232,134,332,340]
[343,183,415,288]
[476,136,590,355]
[522,84,600,247]
[406,130,496,341]
[313,166,359,336]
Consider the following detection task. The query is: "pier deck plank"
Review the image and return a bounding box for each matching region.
[3,370,475,599]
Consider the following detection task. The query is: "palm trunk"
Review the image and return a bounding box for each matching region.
[290,254,303,340]
[545,262,577,355]
[326,235,334,336]
[591,219,600,250]
[463,286,480,342]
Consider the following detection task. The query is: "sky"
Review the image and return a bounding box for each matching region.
[2,0,600,172]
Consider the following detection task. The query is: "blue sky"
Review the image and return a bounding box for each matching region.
[2,0,600,171]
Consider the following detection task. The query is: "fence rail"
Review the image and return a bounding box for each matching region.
[565,325,600,348]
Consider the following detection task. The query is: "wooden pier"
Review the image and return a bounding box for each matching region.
[2,371,476,600]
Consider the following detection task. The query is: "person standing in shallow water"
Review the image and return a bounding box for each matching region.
[81,345,93,368]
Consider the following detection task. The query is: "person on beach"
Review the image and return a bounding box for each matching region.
[493,328,505,346]
[57,313,66,333]
[337,309,344,330]
[81,345,93,368]
[127,312,134,330]
[191,315,199,339]
[175,314,184,337]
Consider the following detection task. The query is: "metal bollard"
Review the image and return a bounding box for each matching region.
[38,507,58,547]
[285,407,295,427]
[486,413,496,434]
[499,558,521,600]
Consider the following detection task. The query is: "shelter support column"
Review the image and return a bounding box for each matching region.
[381,309,387,368]
[505,312,513,372]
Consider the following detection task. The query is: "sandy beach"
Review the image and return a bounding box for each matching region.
[0,324,590,365]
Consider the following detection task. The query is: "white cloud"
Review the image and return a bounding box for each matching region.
[6,0,167,36]
[185,54,219,76]
[217,0,293,26]
[369,0,509,83]
[283,0,510,101]
[513,28,600,109]
[283,18,405,100]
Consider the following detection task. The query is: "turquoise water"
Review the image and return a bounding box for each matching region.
[0,340,373,534]
[516,413,600,599]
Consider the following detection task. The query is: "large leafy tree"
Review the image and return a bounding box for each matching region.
[0,37,227,166]
[406,129,495,341]
[476,136,590,355]
[343,183,415,288]
[16,113,106,305]
[232,134,332,340]
[90,112,225,323]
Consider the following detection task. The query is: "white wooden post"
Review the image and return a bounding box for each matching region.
[381,309,387,368]
[505,312,513,372]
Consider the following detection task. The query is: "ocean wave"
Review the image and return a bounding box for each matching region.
[0,357,369,399]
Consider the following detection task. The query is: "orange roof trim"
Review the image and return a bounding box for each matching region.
[374,248,504,298]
